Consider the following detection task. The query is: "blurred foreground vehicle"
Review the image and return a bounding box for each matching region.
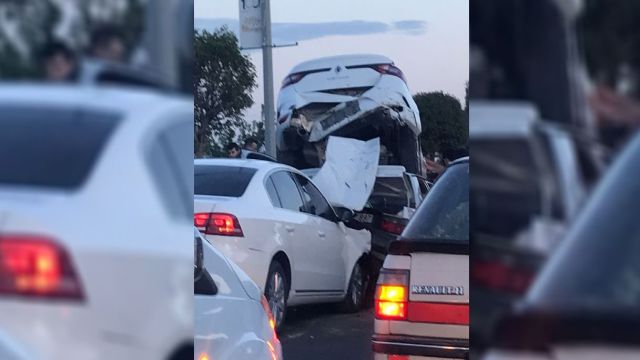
[194,230,282,360]
[0,85,193,360]
[0,328,28,360]
[276,54,423,174]
[373,158,469,360]
[470,101,588,345]
[194,158,371,331]
[484,130,640,360]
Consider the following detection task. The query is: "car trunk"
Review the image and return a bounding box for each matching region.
[294,67,381,94]
[397,250,469,339]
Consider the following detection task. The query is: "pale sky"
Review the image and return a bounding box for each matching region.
[195,0,469,122]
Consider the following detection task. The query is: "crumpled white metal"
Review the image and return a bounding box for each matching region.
[311,136,379,211]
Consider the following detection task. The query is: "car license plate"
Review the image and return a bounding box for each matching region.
[319,100,360,130]
[354,213,374,224]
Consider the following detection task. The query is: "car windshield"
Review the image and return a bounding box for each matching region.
[528,134,640,311]
[194,165,257,197]
[367,177,411,214]
[401,161,469,243]
[0,106,120,190]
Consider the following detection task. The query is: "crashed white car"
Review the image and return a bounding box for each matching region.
[276,54,423,174]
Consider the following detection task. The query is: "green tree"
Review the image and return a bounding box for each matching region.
[414,91,468,155]
[579,0,640,93]
[194,27,257,157]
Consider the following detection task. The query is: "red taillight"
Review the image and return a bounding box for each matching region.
[375,269,409,320]
[281,72,306,89]
[380,219,405,235]
[472,260,535,294]
[371,64,406,83]
[0,235,83,300]
[194,213,244,237]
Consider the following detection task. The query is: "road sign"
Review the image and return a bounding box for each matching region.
[239,0,263,49]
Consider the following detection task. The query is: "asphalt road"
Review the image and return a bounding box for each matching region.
[280,303,374,360]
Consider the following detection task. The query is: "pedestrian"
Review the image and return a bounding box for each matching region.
[41,41,78,82]
[89,25,127,63]
[243,137,259,152]
[226,142,242,158]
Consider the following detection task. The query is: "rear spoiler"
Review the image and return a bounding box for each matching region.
[388,238,469,256]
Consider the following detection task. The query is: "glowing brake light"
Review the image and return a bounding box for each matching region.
[194,213,244,237]
[0,235,84,300]
[375,269,409,320]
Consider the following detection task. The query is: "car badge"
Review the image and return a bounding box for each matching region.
[336,66,342,73]
[412,285,464,296]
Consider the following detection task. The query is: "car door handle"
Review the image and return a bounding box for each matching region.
[285,225,295,233]
[318,231,326,238]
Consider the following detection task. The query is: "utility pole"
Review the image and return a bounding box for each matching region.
[262,0,276,157]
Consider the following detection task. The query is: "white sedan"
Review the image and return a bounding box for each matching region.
[194,158,372,330]
[276,54,423,174]
[195,229,282,360]
[0,85,193,360]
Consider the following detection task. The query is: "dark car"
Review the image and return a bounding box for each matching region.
[484,131,640,359]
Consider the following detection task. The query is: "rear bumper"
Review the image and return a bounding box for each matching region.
[372,334,469,359]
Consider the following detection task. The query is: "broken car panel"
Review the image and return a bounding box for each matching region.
[276,54,423,175]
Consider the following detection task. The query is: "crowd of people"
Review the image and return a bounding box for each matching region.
[226,137,261,158]
[41,25,127,81]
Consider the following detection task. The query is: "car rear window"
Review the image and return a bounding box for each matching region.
[194,165,257,197]
[471,138,542,239]
[402,162,469,243]
[367,177,411,214]
[0,106,120,190]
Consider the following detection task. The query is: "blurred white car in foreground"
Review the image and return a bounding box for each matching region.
[0,85,193,360]
[194,229,282,360]
[276,54,423,174]
[194,158,372,331]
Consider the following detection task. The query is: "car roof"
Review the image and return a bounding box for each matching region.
[470,101,539,138]
[0,84,187,115]
[290,54,393,73]
[195,158,292,172]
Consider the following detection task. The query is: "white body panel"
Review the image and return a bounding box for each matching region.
[194,232,282,360]
[0,85,193,360]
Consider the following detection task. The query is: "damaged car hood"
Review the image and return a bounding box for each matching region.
[310,136,379,211]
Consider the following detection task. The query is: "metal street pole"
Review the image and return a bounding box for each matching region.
[262,0,276,157]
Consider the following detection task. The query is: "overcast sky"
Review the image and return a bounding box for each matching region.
[195,0,469,122]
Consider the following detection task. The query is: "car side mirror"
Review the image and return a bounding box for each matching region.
[194,234,217,295]
[194,234,204,280]
[334,206,355,222]
[195,268,218,295]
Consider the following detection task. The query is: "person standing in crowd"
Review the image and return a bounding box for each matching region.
[89,25,127,63]
[227,143,242,158]
[41,41,79,82]
[243,137,259,152]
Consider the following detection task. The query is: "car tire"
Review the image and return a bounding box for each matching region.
[339,261,366,313]
[265,261,289,332]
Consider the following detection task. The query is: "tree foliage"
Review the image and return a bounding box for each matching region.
[414,91,468,155]
[579,0,640,93]
[194,27,257,157]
